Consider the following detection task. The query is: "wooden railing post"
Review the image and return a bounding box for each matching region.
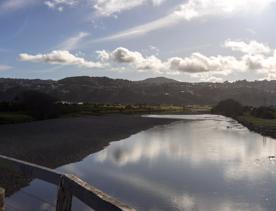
[0,187,5,211]
[0,155,134,211]
[56,176,72,211]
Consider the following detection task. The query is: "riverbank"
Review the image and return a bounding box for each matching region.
[0,115,176,195]
[236,114,276,138]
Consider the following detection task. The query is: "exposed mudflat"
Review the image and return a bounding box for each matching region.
[0,115,175,195]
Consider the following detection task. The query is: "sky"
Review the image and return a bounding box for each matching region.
[1,0,276,82]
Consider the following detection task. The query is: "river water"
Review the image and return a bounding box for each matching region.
[6,115,276,211]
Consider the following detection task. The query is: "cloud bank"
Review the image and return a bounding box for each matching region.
[19,40,276,81]
[96,40,276,81]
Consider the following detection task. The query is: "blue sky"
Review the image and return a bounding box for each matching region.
[1,0,276,82]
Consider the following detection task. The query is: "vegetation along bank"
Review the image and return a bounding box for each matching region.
[212,99,276,138]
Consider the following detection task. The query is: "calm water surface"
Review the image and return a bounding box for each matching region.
[6,115,276,211]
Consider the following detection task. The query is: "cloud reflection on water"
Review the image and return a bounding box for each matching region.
[8,115,276,211]
[95,115,276,180]
[89,115,276,210]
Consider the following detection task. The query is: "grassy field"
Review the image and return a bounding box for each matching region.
[64,103,213,116]
[186,105,212,113]
[0,112,33,124]
[75,104,187,115]
[0,104,212,124]
[241,113,276,128]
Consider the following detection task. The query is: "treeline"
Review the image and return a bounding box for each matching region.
[0,90,62,120]
[0,90,187,123]
[212,99,276,119]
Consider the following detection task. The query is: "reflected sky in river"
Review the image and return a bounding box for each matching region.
[7,115,276,211]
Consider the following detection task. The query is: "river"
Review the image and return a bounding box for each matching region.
[6,115,276,211]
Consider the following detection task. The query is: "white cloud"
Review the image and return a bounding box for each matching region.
[0,0,37,13]
[98,47,164,72]
[0,65,12,71]
[93,0,146,16]
[92,0,167,17]
[203,76,224,83]
[224,40,271,55]
[19,50,103,68]
[57,32,89,51]
[110,47,145,63]
[241,50,276,79]
[96,13,180,41]
[167,54,242,74]
[19,40,276,81]
[96,50,110,61]
[44,0,79,11]
[99,0,276,40]
[175,0,276,20]
[43,0,167,14]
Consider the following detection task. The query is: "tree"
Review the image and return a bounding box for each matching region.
[212,99,244,117]
[15,90,60,120]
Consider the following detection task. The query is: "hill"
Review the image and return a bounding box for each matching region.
[0,77,276,106]
[139,77,180,85]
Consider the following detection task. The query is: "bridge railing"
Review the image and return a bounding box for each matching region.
[0,155,134,211]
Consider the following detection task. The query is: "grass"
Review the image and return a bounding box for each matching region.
[0,112,33,124]
[0,104,212,124]
[63,104,188,115]
[240,113,276,128]
[78,104,213,115]
[186,105,212,112]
